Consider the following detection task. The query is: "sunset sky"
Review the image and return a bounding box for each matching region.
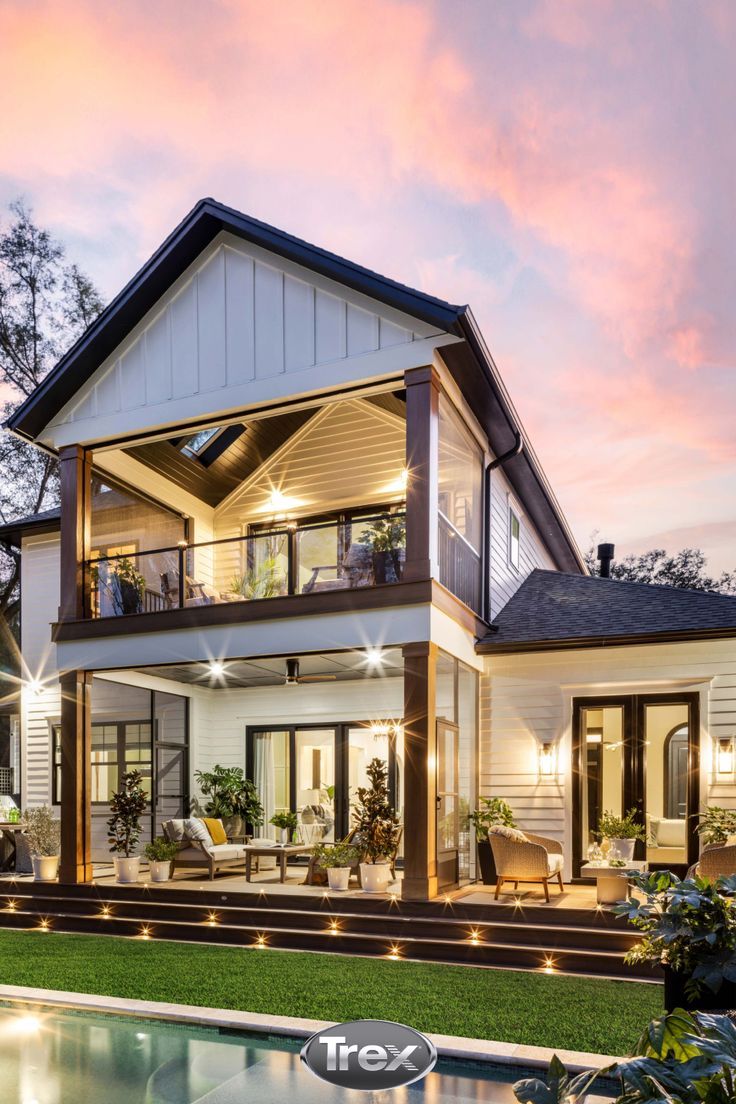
[2,0,734,571]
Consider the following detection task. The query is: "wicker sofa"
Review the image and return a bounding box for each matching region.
[162,817,248,880]
[489,825,565,902]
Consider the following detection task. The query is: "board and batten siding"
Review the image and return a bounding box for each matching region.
[212,398,405,592]
[45,233,453,449]
[488,466,556,620]
[21,533,61,807]
[480,637,736,880]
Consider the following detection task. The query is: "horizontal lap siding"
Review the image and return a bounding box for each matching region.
[21,535,61,807]
[489,467,555,620]
[481,638,736,876]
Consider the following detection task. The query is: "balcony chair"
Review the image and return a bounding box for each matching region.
[489,825,565,903]
[160,572,241,609]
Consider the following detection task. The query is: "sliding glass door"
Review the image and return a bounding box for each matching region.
[246,723,402,845]
[573,693,699,876]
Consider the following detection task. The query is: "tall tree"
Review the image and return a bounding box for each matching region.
[0,201,103,615]
[585,537,736,595]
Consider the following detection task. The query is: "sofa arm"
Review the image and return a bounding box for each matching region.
[525,832,563,855]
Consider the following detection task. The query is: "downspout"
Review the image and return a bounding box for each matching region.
[482,431,523,624]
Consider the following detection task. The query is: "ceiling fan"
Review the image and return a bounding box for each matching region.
[284,658,336,685]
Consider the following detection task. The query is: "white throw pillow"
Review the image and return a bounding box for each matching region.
[650,817,686,848]
[184,817,214,850]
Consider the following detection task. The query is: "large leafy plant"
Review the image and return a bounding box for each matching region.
[352,757,401,863]
[107,770,148,857]
[615,870,736,998]
[194,765,264,825]
[514,1009,736,1104]
[696,805,736,846]
[469,797,516,841]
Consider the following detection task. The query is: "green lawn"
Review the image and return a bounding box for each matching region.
[0,929,661,1055]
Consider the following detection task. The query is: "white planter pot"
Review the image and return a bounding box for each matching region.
[360,862,391,894]
[609,838,636,861]
[149,860,172,883]
[32,855,59,882]
[115,855,140,883]
[327,867,351,892]
[279,828,290,846]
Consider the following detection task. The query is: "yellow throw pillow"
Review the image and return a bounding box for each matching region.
[203,818,227,845]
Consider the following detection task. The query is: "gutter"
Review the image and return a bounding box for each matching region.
[476,625,736,655]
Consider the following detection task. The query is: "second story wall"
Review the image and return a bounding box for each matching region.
[489,465,556,620]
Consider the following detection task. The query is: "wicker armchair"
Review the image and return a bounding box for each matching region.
[489,827,565,902]
[693,843,736,881]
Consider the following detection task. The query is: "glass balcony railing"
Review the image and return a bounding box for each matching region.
[86,512,406,618]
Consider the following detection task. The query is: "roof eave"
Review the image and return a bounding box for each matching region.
[476,625,736,655]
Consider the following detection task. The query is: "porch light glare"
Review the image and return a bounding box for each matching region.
[208,662,226,678]
[717,737,734,776]
[268,489,289,511]
[365,648,384,667]
[400,467,409,488]
[26,679,43,696]
[538,741,557,779]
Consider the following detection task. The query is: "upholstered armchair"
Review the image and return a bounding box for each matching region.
[692,843,736,881]
[489,825,565,902]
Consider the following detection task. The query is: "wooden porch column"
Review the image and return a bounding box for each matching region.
[59,670,93,884]
[401,641,438,900]
[59,445,92,621]
[403,365,440,583]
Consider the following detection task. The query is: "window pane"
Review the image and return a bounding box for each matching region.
[297,525,339,593]
[438,397,483,552]
[580,706,624,856]
[253,731,290,831]
[645,703,689,866]
[295,729,335,842]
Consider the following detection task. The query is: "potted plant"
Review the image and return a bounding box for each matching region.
[352,757,400,893]
[469,797,516,884]
[313,841,361,891]
[22,805,60,882]
[144,837,179,883]
[270,810,298,845]
[358,514,406,584]
[107,769,148,883]
[615,869,736,1011]
[696,805,736,847]
[231,556,286,600]
[194,764,264,839]
[94,557,146,616]
[598,807,646,861]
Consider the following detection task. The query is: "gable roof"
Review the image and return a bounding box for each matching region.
[477,569,736,653]
[6,198,463,445]
[4,198,585,575]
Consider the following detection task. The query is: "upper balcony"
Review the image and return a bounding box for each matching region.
[55,372,488,644]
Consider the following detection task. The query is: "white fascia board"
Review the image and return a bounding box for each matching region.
[55,604,433,673]
[44,333,459,450]
[429,606,484,671]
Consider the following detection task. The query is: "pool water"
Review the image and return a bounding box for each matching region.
[0,1003,611,1103]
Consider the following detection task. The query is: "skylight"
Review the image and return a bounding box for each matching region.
[180,427,222,457]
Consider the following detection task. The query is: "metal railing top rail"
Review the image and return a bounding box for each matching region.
[87,510,406,565]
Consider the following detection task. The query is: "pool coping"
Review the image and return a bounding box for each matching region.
[0,983,619,1073]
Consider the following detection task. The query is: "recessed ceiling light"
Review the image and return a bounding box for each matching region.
[208,662,225,678]
[365,649,384,666]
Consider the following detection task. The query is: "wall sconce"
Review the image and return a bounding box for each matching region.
[538,741,557,780]
[717,737,734,777]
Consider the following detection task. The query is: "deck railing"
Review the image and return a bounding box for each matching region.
[87,511,406,618]
[438,514,482,614]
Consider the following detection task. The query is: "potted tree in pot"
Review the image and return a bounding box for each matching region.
[270,810,298,845]
[358,514,406,584]
[469,797,516,884]
[22,805,60,882]
[144,837,179,883]
[615,869,736,1011]
[598,807,646,861]
[352,757,401,893]
[107,769,148,883]
[312,841,361,891]
[194,764,264,839]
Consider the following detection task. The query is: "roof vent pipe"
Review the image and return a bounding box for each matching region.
[597,543,615,578]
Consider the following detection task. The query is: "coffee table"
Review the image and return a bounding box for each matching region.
[581,859,648,905]
[244,843,313,883]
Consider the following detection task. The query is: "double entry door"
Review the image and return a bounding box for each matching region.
[573,692,700,877]
[245,723,402,843]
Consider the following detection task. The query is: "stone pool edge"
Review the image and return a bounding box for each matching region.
[0,983,619,1072]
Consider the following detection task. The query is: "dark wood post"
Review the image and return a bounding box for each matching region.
[59,445,92,621]
[403,365,440,583]
[401,641,438,900]
[59,670,94,884]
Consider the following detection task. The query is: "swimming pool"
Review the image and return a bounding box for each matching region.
[0,1002,614,1102]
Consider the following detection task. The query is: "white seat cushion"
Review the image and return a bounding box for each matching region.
[547,853,563,874]
[649,817,686,848]
[209,844,246,860]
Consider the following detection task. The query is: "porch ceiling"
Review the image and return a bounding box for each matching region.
[135,647,404,688]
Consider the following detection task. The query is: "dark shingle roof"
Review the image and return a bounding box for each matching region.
[0,507,61,548]
[477,569,736,653]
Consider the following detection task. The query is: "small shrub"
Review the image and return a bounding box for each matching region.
[22,806,60,857]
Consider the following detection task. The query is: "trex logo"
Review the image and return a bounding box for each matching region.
[301,1019,437,1091]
